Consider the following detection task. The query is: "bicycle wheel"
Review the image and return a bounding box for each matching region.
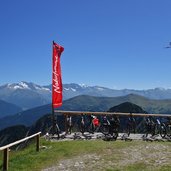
[167,125,171,137]
[88,123,94,133]
[160,124,167,138]
[55,124,60,138]
[100,124,109,135]
[80,123,85,134]
[112,128,119,140]
[144,124,150,137]
[151,125,156,137]
[127,124,131,136]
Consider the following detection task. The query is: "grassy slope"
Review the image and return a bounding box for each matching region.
[61,94,171,114]
[1,138,171,171]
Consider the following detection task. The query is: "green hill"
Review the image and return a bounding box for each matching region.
[0,94,171,131]
[108,102,147,113]
[0,99,22,118]
[0,125,28,147]
[60,94,171,114]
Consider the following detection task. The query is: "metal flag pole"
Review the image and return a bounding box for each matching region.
[52,40,55,135]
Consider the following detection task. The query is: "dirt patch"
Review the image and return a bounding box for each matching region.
[118,143,171,167]
[42,142,171,171]
[42,154,101,171]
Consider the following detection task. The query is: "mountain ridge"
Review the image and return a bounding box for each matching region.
[1,81,171,110]
[0,94,171,131]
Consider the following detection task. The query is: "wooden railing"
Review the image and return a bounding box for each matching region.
[54,110,171,134]
[0,132,41,171]
[55,110,171,117]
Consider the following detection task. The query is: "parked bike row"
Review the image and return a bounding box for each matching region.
[50,114,171,140]
[144,116,171,138]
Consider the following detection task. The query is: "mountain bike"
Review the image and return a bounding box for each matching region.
[100,116,110,135]
[154,118,167,138]
[88,115,101,133]
[79,115,86,134]
[144,117,166,137]
[126,114,136,136]
[66,115,73,134]
[144,117,166,138]
[144,117,156,137]
[109,116,120,139]
[159,117,171,138]
[100,116,120,139]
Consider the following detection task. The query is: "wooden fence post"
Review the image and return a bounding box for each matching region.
[0,132,41,171]
[3,148,9,171]
[36,134,40,152]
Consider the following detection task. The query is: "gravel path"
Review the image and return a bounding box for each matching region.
[42,133,171,171]
[45,132,166,142]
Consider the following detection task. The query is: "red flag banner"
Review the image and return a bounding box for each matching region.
[52,41,64,108]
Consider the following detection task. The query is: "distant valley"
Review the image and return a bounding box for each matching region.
[0,94,171,131]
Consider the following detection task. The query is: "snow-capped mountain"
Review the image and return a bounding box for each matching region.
[1,81,171,110]
[0,82,51,110]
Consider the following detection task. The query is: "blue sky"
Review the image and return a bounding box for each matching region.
[0,0,171,90]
